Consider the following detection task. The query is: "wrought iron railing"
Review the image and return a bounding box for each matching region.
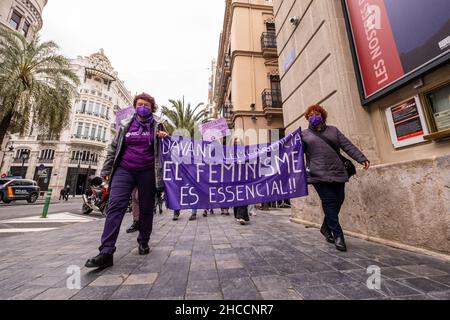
[262,89,283,109]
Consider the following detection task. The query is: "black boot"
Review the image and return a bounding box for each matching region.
[320,226,335,244]
[173,210,180,221]
[335,236,347,252]
[139,243,150,255]
[126,221,139,234]
[85,253,113,269]
[189,214,197,221]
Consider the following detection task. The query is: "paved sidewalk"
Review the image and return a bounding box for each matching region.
[0,209,450,300]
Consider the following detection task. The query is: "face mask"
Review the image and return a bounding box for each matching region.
[136,105,152,119]
[309,115,323,126]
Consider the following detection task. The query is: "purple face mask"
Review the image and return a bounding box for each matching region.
[136,105,152,119]
[309,115,323,126]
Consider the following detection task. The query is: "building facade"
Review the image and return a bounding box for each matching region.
[274,0,450,256]
[0,49,133,198]
[0,0,47,38]
[214,0,285,145]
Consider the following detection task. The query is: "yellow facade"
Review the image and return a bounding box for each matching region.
[214,0,284,145]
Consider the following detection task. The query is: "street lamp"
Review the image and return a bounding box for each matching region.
[21,150,30,179]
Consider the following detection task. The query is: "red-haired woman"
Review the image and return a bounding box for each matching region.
[302,105,370,252]
[85,93,168,269]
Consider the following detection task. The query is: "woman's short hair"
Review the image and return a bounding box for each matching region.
[304,104,328,122]
[133,93,156,109]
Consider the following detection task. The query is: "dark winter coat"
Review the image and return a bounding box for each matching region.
[100,114,164,191]
[302,125,368,184]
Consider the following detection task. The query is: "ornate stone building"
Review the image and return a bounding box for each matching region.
[0,0,47,38]
[0,50,132,198]
[214,0,284,145]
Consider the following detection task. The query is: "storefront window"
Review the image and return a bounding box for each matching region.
[426,84,450,132]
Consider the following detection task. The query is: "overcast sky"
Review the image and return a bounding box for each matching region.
[40,0,225,108]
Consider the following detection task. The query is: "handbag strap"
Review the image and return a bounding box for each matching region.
[309,129,343,159]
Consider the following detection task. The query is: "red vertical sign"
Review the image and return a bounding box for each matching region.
[345,0,405,98]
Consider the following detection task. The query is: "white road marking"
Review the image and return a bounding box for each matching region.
[1,212,99,224]
[0,228,58,233]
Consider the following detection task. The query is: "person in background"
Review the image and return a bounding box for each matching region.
[232,138,250,225]
[301,104,370,252]
[126,188,140,233]
[85,93,168,269]
[173,209,198,221]
[64,185,70,201]
[203,209,214,217]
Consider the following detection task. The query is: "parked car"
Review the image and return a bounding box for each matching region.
[0,178,41,204]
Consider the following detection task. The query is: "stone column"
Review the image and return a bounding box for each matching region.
[49,151,70,200]
[26,151,39,180]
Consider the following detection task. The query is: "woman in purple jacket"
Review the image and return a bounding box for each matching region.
[302,105,370,252]
[85,93,168,269]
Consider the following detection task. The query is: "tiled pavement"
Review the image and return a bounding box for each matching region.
[1,208,450,300]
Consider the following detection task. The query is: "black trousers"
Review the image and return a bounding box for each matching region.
[313,182,346,238]
[234,206,249,222]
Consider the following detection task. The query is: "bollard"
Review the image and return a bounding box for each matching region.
[41,189,53,219]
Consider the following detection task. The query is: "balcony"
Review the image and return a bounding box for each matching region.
[38,158,54,164]
[71,134,107,145]
[37,135,60,142]
[262,89,283,109]
[70,159,99,166]
[223,54,231,76]
[261,32,278,59]
[13,158,29,164]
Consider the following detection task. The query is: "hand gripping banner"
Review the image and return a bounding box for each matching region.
[161,129,308,210]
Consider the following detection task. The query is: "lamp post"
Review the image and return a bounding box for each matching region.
[21,150,30,179]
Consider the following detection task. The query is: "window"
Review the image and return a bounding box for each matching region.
[9,10,22,30]
[425,83,450,132]
[97,126,103,140]
[91,125,97,140]
[266,22,276,32]
[76,122,83,136]
[95,103,101,116]
[84,124,91,138]
[80,100,87,113]
[23,20,30,37]
[102,127,107,141]
[87,101,94,114]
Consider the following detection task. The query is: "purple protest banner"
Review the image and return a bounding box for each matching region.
[161,128,308,210]
[115,106,135,127]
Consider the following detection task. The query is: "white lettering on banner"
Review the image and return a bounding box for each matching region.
[359,0,389,86]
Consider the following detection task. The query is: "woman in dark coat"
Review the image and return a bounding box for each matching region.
[302,105,370,252]
[85,93,168,269]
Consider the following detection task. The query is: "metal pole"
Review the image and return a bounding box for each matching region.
[41,188,52,218]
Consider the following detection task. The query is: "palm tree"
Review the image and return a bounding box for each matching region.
[161,99,207,137]
[0,28,79,147]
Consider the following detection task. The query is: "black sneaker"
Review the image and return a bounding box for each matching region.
[126,221,139,234]
[203,210,208,217]
[189,215,197,221]
[85,253,113,269]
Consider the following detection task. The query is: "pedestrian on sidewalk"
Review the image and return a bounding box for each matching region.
[126,188,139,233]
[232,138,250,225]
[86,93,169,269]
[173,209,198,221]
[64,185,70,201]
[301,104,370,252]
